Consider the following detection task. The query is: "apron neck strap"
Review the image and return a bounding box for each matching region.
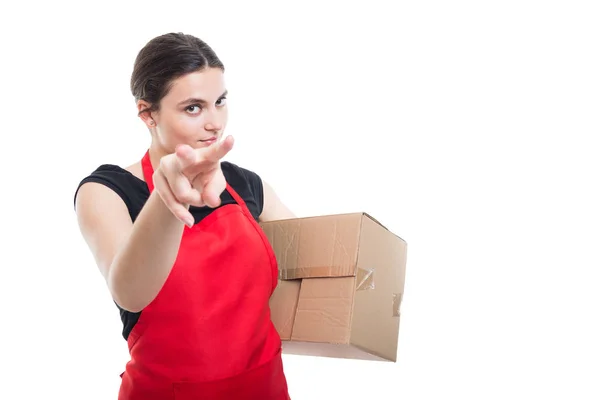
[141,150,155,193]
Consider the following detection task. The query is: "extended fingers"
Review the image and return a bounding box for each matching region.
[174,137,234,178]
[160,157,203,206]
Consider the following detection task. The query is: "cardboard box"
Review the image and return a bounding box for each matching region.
[261,212,407,362]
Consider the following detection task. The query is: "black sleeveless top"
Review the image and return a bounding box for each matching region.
[73,161,265,341]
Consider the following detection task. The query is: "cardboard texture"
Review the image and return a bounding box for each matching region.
[262,212,407,362]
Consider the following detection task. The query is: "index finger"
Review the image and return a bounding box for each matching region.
[203,135,234,163]
[175,136,234,177]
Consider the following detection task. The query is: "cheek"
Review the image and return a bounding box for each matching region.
[220,108,229,128]
[162,114,201,142]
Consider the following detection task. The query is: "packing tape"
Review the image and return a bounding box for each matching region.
[279,265,356,280]
[355,268,375,291]
[392,293,402,317]
[278,266,374,290]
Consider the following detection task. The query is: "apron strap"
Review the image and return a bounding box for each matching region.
[141,150,155,193]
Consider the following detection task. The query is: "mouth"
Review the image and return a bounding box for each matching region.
[198,137,217,144]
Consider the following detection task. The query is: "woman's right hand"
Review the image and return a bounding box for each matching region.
[153,135,235,227]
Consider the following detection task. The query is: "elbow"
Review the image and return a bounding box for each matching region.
[106,266,147,313]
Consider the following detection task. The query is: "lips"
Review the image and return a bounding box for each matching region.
[199,137,217,144]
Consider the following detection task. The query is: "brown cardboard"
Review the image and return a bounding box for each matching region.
[262,212,407,362]
[269,279,301,340]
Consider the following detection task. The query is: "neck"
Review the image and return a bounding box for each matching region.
[147,142,170,173]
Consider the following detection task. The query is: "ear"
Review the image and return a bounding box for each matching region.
[137,100,156,129]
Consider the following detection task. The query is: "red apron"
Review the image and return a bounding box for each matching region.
[117,151,290,399]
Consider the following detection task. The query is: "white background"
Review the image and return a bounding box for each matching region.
[1,1,599,399]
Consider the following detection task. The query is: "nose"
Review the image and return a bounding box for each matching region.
[204,110,223,133]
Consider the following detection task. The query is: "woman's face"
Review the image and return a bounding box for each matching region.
[141,68,229,153]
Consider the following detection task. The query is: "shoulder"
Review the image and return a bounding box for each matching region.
[74,164,149,220]
[221,161,265,216]
[75,164,143,199]
[77,163,143,184]
[220,161,296,222]
[222,161,263,192]
[222,161,261,184]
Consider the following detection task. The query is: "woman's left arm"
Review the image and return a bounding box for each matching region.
[259,180,296,222]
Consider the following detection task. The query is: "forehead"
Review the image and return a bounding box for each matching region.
[164,68,226,102]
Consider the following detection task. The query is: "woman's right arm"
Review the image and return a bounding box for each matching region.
[75,183,187,312]
[75,137,234,312]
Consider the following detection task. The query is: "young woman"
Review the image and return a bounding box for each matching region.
[74,32,295,400]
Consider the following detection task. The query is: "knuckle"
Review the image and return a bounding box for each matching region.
[172,189,187,203]
[177,193,193,204]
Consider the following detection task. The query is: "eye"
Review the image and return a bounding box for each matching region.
[186,104,202,114]
[216,97,227,107]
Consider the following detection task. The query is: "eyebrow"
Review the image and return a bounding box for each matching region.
[177,90,228,106]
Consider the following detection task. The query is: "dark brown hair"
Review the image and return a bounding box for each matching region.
[131,32,224,116]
